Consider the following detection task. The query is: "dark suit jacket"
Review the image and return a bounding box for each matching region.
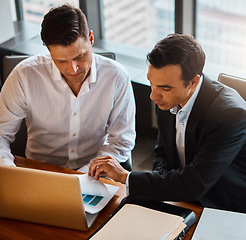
[129,75,246,213]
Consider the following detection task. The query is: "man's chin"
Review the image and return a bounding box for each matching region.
[64,73,86,82]
[67,72,84,78]
[156,104,167,111]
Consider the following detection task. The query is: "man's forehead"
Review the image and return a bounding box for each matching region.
[147,64,183,83]
[49,40,89,60]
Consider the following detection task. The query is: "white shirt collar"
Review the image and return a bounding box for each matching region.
[51,58,61,81]
[89,53,97,84]
[50,53,98,93]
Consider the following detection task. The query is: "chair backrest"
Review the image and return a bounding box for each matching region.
[2,52,116,157]
[3,55,29,81]
[218,73,246,101]
[96,52,115,60]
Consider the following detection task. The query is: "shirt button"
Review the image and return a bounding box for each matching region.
[71,149,75,152]
[73,133,76,137]
[73,112,77,116]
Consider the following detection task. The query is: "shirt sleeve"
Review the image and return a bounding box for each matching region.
[0,69,27,166]
[95,72,136,164]
[125,171,131,195]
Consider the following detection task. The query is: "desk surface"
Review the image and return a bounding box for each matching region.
[0,156,203,240]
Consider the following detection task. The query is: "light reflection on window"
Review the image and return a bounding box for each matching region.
[21,0,79,23]
[196,0,246,79]
[101,0,175,50]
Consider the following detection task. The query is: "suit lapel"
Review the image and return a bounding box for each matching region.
[157,108,180,169]
[185,75,213,164]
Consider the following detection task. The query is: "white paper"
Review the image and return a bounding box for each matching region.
[90,204,185,240]
[74,174,119,214]
[75,174,110,197]
[191,207,246,240]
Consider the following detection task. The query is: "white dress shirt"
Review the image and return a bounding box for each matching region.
[0,53,136,170]
[170,75,203,167]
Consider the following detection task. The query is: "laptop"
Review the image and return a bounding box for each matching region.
[0,165,99,231]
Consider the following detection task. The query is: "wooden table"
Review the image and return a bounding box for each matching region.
[0,156,203,240]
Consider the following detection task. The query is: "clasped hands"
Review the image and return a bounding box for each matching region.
[88,156,129,184]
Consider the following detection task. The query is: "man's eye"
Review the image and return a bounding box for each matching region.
[57,61,65,64]
[75,54,85,60]
[162,88,171,91]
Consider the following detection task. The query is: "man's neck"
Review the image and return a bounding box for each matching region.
[67,82,83,96]
[63,69,91,97]
[179,88,196,109]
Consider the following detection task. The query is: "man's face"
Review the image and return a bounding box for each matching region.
[48,31,94,85]
[147,64,199,110]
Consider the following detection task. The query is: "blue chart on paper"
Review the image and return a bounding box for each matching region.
[82,194,103,206]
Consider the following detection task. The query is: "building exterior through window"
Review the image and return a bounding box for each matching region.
[20,0,246,79]
[197,0,246,79]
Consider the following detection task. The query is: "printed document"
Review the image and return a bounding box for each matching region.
[74,174,119,214]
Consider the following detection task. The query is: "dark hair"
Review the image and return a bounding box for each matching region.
[147,33,206,84]
[41,4,89,46]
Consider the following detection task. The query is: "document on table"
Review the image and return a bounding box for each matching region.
[74,174,119,214]
[90,204,186,240]
[191,207,246,240]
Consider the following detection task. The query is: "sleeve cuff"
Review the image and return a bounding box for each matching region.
[125,171,131,195]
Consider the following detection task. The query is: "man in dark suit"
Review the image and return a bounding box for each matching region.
[89,34,246,213]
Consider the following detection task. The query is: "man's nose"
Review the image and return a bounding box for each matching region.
[68,61,79,73]
[150,86,159,101]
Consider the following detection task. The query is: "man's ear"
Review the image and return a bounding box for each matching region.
[89,30,94,45]
[190,74,200,90]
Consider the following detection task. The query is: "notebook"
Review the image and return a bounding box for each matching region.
[88,204,186,240]
[0,165,117,231]
[87,198,197,240]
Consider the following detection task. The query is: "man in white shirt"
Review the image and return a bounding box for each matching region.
[0,4,135,172]
[89,34,246,213]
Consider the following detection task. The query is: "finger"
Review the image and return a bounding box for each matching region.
[88,161,104,177]
[88,161,95,176]
[88,157,114,177]
[94,165,107,180]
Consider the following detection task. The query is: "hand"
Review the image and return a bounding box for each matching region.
[88,156,129,184]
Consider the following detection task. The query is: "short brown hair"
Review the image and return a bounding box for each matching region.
[147,33,206,83]
[41,4,89,46]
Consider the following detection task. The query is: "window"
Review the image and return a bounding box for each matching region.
[18,0,175,52]
[21,0,79,23]
[196,0,246,79]
[19,0,246,80]
[100,0,175,50]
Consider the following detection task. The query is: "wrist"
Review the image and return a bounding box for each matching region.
[120,170,129,184]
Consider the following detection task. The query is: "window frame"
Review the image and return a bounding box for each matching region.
[13,0,197,80]
[15,0,24,20]
[15,0,196,56]
[84,0,196,56]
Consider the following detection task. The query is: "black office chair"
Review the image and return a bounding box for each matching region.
[2,53,132,171]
